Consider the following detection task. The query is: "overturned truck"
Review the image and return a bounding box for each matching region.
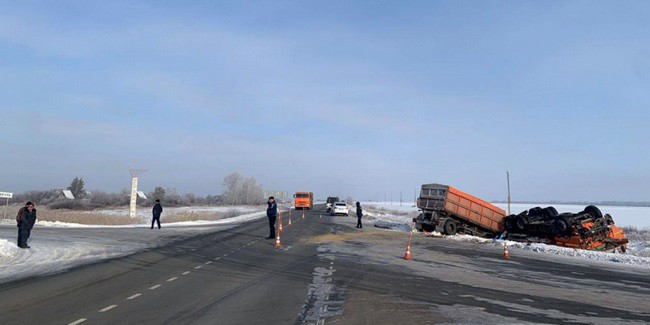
[414,183,628,252]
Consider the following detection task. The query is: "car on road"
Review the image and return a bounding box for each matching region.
[331,202,349,216]
[326,196,340,213]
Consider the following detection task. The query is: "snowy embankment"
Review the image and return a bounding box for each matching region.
[360,202,650,268]
[0,208,265,283]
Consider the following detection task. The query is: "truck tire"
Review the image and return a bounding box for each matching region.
[504,215,516,232]
[584,205,602,220]
[553,215,572,237]
[544,207,558,218]
[515,215,529,232]
[443,220,458,236]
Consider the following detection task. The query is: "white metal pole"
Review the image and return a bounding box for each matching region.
[3,198,8,219]
[130,176,138,218]
[507,171,511,215]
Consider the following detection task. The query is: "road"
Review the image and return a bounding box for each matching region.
[1,204,649,324]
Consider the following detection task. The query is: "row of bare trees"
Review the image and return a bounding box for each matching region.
[13,172,265,209]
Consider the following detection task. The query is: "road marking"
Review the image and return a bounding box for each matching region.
[205,261,212,265]
[190,248,196,251]
[149,284,162,290]
[99,305,117,313]
[126,293,142,300]
[215,257,221,260]
[167,277,178,282]
[182,271,191,275]
[329,266,333,270]
[317,318,326,325]
[68,319,87,325]
[194,265,203,269]
[223,254,229,257]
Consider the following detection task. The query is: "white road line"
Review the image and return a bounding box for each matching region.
[68,319,87,325]
[215,257,221,260]
[182,271,191,275]
[99,305,117,313]
[205,261,213,265]
[149,284,162,290]
[194,265,203,269]
[325,294,330,300]
[126,293,142,300]
[223,254,229,257]
[167,277,178,282]
[329,266,333,270]
[317,318,326,325]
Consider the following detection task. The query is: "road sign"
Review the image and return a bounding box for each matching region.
[62,190,75,200]
[0,192,13,199]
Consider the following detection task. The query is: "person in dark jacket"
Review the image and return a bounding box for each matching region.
[151,199,163,229]
[266,196,278,239]
[356,201,363,229]
[16,202,37,248]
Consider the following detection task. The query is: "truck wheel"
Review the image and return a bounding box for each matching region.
[515,215,529,232]
[444,220,458,236]
[584,205,602,219]
[544,207,558,218]
[553,216,571,237]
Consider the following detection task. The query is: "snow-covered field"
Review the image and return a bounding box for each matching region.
[362,201,650,228]
[0,209,266,283]
[359,202,650,268]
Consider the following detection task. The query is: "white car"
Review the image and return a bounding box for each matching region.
[331,202,349,216]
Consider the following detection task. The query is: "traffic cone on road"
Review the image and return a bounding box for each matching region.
[275,233,282,247]
[503,243,511,259]
[404,232,413,260]
[279,219,283,232]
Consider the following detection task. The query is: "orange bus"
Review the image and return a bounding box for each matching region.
[294,192,313,210]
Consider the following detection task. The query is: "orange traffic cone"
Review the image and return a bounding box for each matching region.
[404,232,413,260]
[503,243,511,259]
[275,233,281,247]
[279,219,283,232]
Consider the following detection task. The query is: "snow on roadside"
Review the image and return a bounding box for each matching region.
[0,211,266,228]
[0,211,266,283]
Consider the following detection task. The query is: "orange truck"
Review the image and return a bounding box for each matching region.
[294,192,313,210]
[415,183,628,252]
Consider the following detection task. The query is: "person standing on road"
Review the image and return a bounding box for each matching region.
[16,202,37,248]
[266,196,278,239]
[356,201,363,229]
[151,199,163,229]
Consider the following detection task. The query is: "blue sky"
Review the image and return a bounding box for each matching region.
[1,1,649,202]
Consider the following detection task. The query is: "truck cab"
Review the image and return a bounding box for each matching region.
[294,192,313,210]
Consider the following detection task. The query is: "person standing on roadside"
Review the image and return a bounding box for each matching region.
[356,201,363,229]
[151,199,163,229]
[266,196,278,239]
[16,202,37,248]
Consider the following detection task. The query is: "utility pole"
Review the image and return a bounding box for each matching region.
[507,171,511,215]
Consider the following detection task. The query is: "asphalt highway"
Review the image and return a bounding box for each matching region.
[0,205,648,324]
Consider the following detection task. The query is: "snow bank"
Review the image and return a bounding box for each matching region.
[422,232,650,268]
[0,211,266,283]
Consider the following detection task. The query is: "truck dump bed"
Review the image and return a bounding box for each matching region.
[418,183,506,234]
